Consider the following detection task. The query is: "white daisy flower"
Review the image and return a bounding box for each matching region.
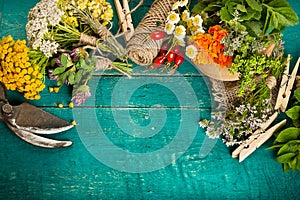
[173,25,186,40]
[172,2,180,10]
[167,11,180,24]
[164,22,175,34]
[193,14,203,26]
[178,0,189,7]
[185,44,198,59]
[181,10,190,21]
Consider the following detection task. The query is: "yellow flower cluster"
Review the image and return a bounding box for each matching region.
[0,35,46,100]
[70,0,113,25]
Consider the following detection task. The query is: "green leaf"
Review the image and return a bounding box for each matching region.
[244,21,263,35]
[220,7,232,22]
[275,127,300,143]
[290,157,298,171]
[68,73,75,85]
[294,89,300,103]
[246,0,262,11]
[267,144,284,150]
[227,2,237,15]
[240,8,257,21]
[52,66,66,75]
[191,2,206,13]
[263,0,299,33]
[283,163,291,172]
[192,1,223,13]
[60,54,68,68]
[237,4,247,12]
[276,152,296,163]
[204,3,222,12]
[57,71,68,87]
[286,106,300,120]
[292,119,300,128]
[277,141,300,155]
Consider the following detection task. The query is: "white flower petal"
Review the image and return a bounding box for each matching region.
[167,11,180,24]
[164,22,175,34]
[185,45,198,59]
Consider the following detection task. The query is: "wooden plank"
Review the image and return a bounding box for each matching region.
[0,108,299,199]
[7,75,212,108]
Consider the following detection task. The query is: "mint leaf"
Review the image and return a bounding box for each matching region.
[237,4,247,12]
[276,152,296,163]
[286,106,300,120]
[246,0,262,11]
[277,141,300,155]
[275,127,300,143]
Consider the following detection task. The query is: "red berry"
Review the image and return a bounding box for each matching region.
[149,30,167,40]
[152,55,167,68]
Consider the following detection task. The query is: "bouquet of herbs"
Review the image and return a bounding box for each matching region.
[25,0,132,104]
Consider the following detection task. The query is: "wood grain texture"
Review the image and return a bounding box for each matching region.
[0,0,300,199]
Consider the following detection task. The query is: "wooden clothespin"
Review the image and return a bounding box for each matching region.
[114,0,135,42]
[232,56,300,162]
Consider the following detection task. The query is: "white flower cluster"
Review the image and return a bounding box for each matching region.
[199,100,273,147]
[26,0,64,57]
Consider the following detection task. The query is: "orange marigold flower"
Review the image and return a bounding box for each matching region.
[208,25,221,35]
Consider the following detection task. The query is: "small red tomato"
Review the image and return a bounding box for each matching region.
[152,55,167,69]
[149,30,167,40]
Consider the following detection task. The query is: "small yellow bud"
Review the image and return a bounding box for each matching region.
[71,120,77,126]
[48,87,54,92]
[53,87,60,93]
[58,103,63,108]
[68,102,74,108]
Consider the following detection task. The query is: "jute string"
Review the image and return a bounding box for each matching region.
[126,0,177,66]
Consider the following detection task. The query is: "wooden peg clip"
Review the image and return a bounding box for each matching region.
[114,0,135,42]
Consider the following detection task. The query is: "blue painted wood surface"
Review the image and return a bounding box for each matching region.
[0,0,300,199]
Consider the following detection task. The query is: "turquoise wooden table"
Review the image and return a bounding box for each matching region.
[0,0,300,199]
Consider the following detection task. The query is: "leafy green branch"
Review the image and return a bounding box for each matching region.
[192,0,298,36]
[269,88,300,172]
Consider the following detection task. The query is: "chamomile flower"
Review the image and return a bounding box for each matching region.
[173,25,186,40]
[193,14,203,27]
[172,2,180,10]
[185,44,198,59]
[164,22,175,34]
[167,11,180,24]
[181,10,190,21]
[178,0,189,7]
